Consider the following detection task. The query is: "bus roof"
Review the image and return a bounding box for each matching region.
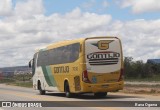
[37,36,118,51]
[37,38,85,51]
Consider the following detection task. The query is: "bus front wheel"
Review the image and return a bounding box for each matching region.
[38,81,45,95]
[64,82,72,98]
[94,92,107,98]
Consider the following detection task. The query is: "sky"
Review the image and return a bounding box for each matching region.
[0,0,160,67]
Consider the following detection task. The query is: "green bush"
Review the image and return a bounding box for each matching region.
[124,57,160,81]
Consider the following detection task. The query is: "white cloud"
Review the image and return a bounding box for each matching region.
[109,19,160,61]
[0,1,112,67]
[14,0,44,18]
[80,19,160,62]
[120,0,134,8]
[102,0,109,8]
[82,0,96,10]
[0,0,160,67]
[121,0,160,14]
[0,0,13,16]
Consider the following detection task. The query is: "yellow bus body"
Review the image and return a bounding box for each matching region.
[31,37,124,95]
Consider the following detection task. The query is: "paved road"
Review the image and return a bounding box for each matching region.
[0,84,160,110]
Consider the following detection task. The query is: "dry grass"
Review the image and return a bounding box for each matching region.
[121,84,160,95]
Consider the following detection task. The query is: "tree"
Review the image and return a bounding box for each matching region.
[124,57,160,79]
[124,57,135,78]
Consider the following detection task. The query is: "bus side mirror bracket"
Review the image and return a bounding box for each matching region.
[29,59,33,68]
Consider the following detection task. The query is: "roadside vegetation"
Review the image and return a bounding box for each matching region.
[124,57,160,81]
[122,57,160,95]
[0,74,32,88]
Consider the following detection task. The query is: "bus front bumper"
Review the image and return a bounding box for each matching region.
[81,81,124,93]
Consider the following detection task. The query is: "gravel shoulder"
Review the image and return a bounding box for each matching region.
[121,81,160,95]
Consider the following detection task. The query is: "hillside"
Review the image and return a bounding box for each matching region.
[0,66,31,72]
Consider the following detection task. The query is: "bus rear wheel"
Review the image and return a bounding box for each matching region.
[64,82,72,98]
[94,92,107,98]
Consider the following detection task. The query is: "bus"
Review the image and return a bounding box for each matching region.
[29,37,124,98]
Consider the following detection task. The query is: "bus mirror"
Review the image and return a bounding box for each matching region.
[29,59,33,68]
[29,61,31,68]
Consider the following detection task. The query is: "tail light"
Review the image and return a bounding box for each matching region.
[82,70,91,83]
[118,68,124,81]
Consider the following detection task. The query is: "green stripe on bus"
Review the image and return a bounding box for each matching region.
[41,66,57,87]
[46,66,57,87]
[42,66,53,86]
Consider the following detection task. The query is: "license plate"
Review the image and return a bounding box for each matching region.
[101,85,109,88]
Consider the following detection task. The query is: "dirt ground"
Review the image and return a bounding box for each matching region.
[121,83,160,95]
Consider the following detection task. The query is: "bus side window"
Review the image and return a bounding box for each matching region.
[70,43,80,61]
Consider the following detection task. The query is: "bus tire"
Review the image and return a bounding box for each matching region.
[38,81,45,95]
[64,81,72,98]
[94,92,107,98]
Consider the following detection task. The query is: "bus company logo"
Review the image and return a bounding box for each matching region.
[92,40,113,50]
[2,102,11,107]
[87,51,120,65]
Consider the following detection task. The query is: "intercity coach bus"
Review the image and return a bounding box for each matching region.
[29,37,124,98]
